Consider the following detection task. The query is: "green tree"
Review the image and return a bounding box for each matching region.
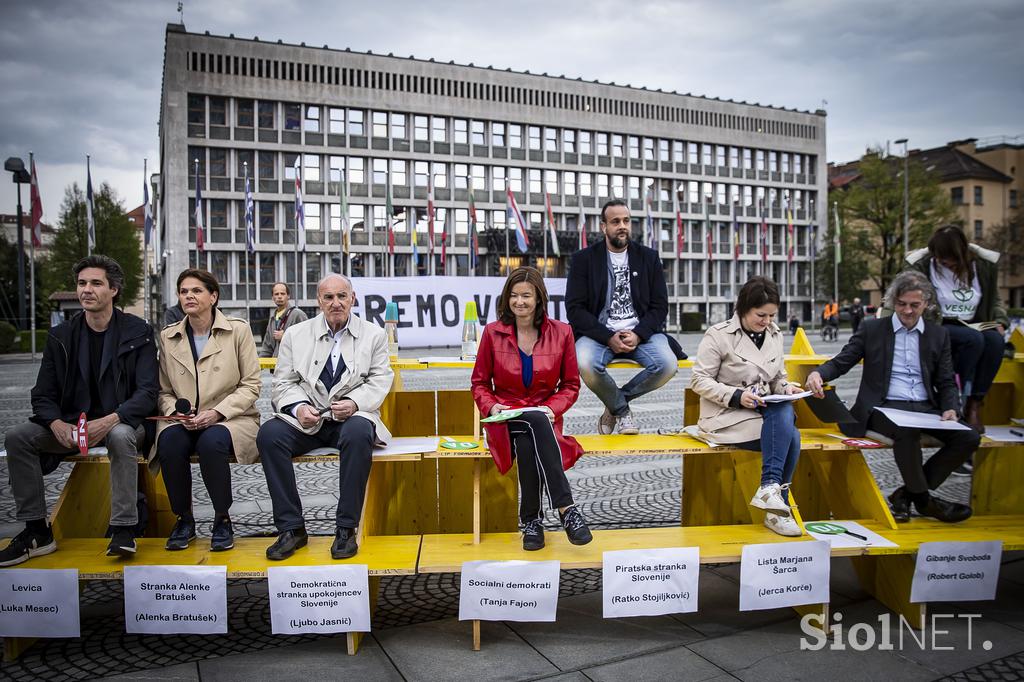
[0,231,47,328]
[815,214,872,304]
[831,151,958,294]
[43,182,142,307]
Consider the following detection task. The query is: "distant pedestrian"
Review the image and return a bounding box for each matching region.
[258,282,308,358]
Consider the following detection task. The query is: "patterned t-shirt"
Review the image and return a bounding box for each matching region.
[604,250,638,332]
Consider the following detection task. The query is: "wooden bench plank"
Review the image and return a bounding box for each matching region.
[3,535,422,579]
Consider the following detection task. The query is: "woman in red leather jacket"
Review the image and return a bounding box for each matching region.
[471,266,592,551]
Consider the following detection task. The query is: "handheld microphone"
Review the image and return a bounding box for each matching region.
[175,398,193,415]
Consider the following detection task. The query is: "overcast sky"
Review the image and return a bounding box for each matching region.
[1,0,1021,222]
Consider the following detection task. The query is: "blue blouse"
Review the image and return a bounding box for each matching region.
[519,348,533,388]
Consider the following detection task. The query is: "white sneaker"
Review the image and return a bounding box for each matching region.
[764,511,802,537]
[750,483,791,516]
[597,408,616,435]
[616,410,640,435]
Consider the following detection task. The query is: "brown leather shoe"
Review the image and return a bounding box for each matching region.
[964,397,985,434]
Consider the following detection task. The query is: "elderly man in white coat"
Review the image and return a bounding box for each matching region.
[257,273,394,561]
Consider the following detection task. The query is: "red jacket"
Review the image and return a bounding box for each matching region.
[471,316,584,475]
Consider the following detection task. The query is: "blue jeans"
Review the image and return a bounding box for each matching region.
[943,322,1004,398]
[576,333,678,416]
[735,402,801,500]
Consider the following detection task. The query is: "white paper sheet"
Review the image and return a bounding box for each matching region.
[762,391,813,403]
[873,407,972,430]
[376,437,440,456]
[980,426,1024,443]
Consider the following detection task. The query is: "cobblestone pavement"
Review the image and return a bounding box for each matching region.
[0,331,991,679]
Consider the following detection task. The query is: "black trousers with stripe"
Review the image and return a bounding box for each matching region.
[507,410,574,524]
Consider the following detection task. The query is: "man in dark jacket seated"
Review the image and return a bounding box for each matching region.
[806,270,979,523]
[565,199,679,435]
[0,255,158,564]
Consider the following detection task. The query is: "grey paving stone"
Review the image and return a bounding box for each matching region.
[507,591,704,670]
[685,612,938,682]
[535,673,592,682]
[820,599,1024,677]
[98,662,200,681]
[583,644,730,682]
[197,637,401,682]
[669,568,794,638]
[374,617,560,682]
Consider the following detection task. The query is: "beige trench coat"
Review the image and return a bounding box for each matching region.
[271,313,394,445]
[689,315,791,444]
[153,310,262,465]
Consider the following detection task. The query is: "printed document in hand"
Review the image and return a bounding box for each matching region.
[873,407,972,430]
[762,391,813,403]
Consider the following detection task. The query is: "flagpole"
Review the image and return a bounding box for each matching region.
[542,203,548,277]
[143,158,150,324]
[243,161,251,323]
[833,200,840,310]
[293,160,300,300]
[809,200,816,333]
[86,154,93,256]
[29,152,37,359]
[673,188,681,334]
[704,199,710,327]
[505,184,511,276]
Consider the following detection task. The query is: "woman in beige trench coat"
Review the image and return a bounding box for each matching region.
[154,269,261,552]
[689,276,804,537]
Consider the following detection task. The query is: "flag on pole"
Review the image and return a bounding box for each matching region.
[645,186,657,251]
[143,162,153,248]
[244,164,255,253]
[427,176,435,256]
[506,185,529,253]
[385,179,395,256]
[194,159,205,252]
[760,198,769,265]
[705,199,713,262]
[411,216,419,269]
[833,202,842,265]
[544,191,560,257]
[732,202,741,261]
[577,203,587,250]
[785,194,794,264]
[86,156,96,252]
[675,193,685,255]
[29,154,43,249]
[340,176,350,257]
[293,158,305,252]
[469,187,479,270]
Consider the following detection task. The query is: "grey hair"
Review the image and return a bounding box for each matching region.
[317,273,353,292]
[883,270,937,310]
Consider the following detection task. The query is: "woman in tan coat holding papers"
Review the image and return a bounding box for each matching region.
[154,269,261,552]
[690,276,804,537]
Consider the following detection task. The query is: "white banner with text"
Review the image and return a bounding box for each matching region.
[345,276,568,348]
[459,560,560,622]
[910,540,1002,603]
[267,564,371,634]
[602,547,700,618]
[0,568,80,638]
[739,541,830,611]
[124,565,227,634]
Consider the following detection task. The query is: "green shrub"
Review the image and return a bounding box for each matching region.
[0,321,15,353]
[17,329,51,352]
[680,312,704,332]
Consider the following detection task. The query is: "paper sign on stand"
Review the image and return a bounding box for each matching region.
[0,568,80,638]
[267,565,370,634]
[739,541,830,611]
[124,566,227,634]
[910,541,1002,603]
[602,547,699,618]
[459,560,560,622]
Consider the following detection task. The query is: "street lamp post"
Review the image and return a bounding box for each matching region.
[895,138,909,256]
[4,157,31,331]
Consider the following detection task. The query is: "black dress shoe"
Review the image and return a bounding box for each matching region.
[266,528,308,561]
[210,517,234,552]
[887,488,911,523]
[165,517,197,551]
[559,505,593,546]
[915,495,973,523]
[331,527,358,560]
[522,519,545,551]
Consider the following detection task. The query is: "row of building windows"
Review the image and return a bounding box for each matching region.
[188,148,818,213]
[187,95,818,173]
[186,50,819,140]
[951,185,1020,208]
[188,198,817,256]
[195,249,812,304]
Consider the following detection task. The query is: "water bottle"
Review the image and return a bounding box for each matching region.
[384,301,399,361]
[461,301,479,360]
